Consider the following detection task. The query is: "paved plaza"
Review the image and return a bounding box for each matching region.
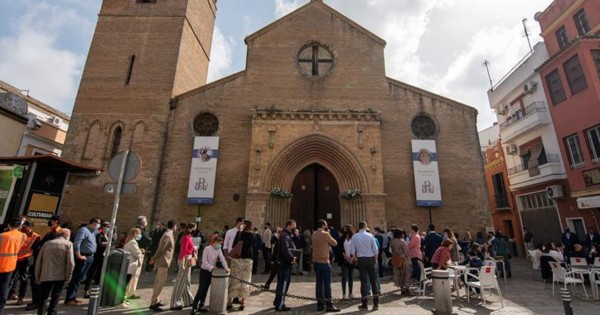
[4,259,599,315]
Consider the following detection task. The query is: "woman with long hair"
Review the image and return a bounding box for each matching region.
[170,223,197,310]
[391,229,412,294]
[443,228,461,262]
[340,225,355,300]
[123,227,142,303]
[226,220,255,311]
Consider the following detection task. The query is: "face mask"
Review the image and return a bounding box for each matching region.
[214,244,222,250]
[104,228,111,233]
[136,234,142,241]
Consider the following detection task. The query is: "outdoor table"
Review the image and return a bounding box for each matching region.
[448,264,467,298]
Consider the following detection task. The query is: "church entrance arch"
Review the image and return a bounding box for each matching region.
[290,163,341,230]
[262,134,369,229]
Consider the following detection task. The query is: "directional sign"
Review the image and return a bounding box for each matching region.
[108,151,141,182]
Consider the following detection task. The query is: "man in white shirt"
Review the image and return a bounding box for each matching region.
[261,223,272,274]
[191,237,229,313]
[223,217,244,263]
[349,221,380,311]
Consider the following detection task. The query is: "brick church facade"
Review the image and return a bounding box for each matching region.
[61,0,491,233]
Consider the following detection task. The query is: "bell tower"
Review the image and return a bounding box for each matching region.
[61,0,217,225]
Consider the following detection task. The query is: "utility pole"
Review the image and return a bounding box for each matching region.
[522,18,533,52]
[483,60,493,91]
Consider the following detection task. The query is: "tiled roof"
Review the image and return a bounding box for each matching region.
[0,91,29,121]
[0,80,70,121]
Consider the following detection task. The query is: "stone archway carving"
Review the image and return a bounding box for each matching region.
[261,134,369,227]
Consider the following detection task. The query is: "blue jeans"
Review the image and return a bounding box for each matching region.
[341,263,354,295]
[313,263,333,307]
[273,265,292,309]
[0,271,13,314]
[65,256,94,301]
[411,257,421,279]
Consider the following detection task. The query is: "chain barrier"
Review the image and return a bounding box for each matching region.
[227,274,429,303]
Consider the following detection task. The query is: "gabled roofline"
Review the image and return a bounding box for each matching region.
[175,70,246,101]
[244,0,386,47]
[386,77,478,113]
[0,80,71,121]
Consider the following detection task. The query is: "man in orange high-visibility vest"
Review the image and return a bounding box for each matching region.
[7,221,40,305]
[0,218,26,314]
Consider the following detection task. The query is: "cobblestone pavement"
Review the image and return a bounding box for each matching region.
[4,258,599,314]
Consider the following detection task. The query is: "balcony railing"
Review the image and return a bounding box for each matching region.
[508,154,561,175]
[494,194,510,209]
[499,101,547,130]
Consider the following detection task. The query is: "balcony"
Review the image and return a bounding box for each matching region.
[508,154,566,190]
[499,101,552,142]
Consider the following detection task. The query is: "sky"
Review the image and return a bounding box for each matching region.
[0,0,554,130]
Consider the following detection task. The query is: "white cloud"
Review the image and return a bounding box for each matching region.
[0,1,95,113]
[274,0,304,18]
[207,27,237,82]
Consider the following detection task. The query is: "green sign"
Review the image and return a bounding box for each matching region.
[0,167,17,224]
[13,166,24,179]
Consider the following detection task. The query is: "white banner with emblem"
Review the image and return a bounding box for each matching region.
[412,140,442,207]
[187,137,219,204]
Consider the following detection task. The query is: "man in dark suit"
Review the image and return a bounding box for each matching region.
[585,228,598,251]
[423,224,443,268]
[561,228,576,257]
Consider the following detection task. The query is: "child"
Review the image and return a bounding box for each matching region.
[191,237,229,313]
[460,250,483,294]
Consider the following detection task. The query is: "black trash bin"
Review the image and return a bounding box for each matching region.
[100,249,130,307]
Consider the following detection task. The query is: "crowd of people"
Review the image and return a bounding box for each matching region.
[5,212,585,314]
[527,226,599,281]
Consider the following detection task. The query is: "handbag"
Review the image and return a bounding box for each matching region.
[228,232,244,259]
[392,253,406,268]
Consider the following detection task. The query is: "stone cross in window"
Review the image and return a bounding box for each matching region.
[298,44,333,76]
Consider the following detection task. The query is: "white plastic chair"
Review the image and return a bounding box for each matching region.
[569,257,590,279]
[465,265,503,307]
[416,260,433,300]
[593,257,600,269]
[591,270,600,300]
[549,261,588,299]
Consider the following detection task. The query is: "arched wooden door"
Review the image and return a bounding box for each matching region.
[290,164,340,230]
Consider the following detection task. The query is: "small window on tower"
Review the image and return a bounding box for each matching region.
[137,0,157,3]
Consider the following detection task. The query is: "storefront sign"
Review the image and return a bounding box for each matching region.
[412,140,442,207]
[187,137,219,204]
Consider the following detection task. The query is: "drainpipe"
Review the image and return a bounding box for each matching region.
[150,100,176,225]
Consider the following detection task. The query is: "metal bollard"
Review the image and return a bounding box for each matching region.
[560,288,573,315]
[431,269,454,315]
[86,285,101,315]
[210,269,230,314]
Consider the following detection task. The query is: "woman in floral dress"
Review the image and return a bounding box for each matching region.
[390,229,412,294]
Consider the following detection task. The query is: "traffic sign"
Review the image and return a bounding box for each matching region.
[108,151,141,182]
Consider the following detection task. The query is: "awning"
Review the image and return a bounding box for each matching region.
[577,195,600,209]
[0,154,101,174]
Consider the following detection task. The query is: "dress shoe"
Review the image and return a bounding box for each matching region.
[16,298,23,305]
[156,302,165,307]
[170,305,184,311]
[25,303,38,311]
[326,305,340,312]
[275,306,291,311]
[128,295,141,300]
[198,307,209,313]
[317,305,325,311]
[65,299,83,306]
[149,304,163,312]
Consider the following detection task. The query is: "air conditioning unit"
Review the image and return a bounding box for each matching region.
[505,144,518,155]
[523,80,538,94]
[546,185,564,199]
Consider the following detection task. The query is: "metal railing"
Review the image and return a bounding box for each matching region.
[508,154,561,175]
[494,194,509,209]
[499,101,547,130]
